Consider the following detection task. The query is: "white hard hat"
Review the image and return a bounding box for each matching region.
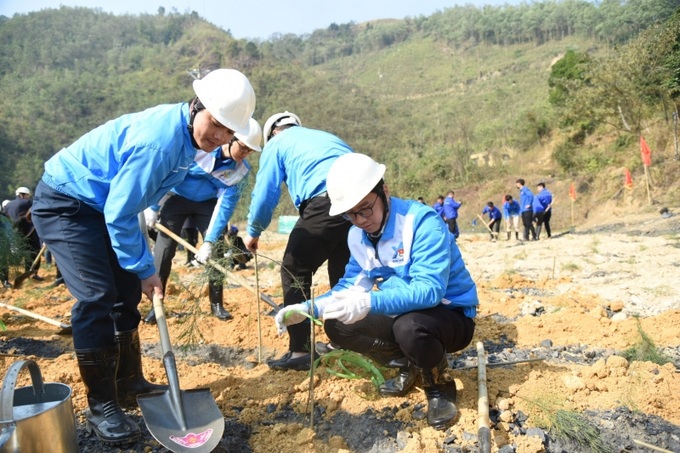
[192,69,256,135]
[15,186,31,196]
[2,200,9,209]
[262,111,301,145]
[327,153,386,216]
[235,118,263,152]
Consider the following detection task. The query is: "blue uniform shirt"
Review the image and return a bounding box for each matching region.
[42,103,196,279]
[503,200,520,217]
[246,126,353,237]
[482,205,502,220]
[154,149,250,243]
[318,198,478,318]
[518,186,534,213]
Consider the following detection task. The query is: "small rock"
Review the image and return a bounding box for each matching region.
[525,427,546,443]
[499,410,514,423]
[497,398,512,411]
[611,312,628,321]
[539,339,553,348]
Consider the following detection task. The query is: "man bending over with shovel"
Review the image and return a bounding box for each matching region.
[31,69,256,446]
[276,153,478,430]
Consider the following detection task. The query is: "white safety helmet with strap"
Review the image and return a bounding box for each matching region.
[192,69,256,135]
[15,186,31,196]
[327,153,386,216]
[234,118,263,152]
[262,111,301,145]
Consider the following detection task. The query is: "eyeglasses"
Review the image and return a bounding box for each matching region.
[342,194,379,221]
[235,140,255,154]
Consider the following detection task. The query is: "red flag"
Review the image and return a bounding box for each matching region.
[569,182,576,201]
[624,168,633,189]
[640,136,652,166]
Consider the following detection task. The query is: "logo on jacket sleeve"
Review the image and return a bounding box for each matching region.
[391,242,405,264]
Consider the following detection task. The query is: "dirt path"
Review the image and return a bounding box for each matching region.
[1,208,679,452]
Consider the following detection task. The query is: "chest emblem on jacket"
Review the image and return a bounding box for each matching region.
[391,242,405,264]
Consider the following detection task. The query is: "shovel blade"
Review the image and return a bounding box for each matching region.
[138,388,224,453]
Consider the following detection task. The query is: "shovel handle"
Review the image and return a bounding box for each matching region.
[154,222,280,312]
[152,294,172,355]
[0,302,69,329]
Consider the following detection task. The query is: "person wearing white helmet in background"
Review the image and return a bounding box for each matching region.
[275,153,478,430]
[31,68,255,447]
[142,118,263,325]
[244,111,353,371]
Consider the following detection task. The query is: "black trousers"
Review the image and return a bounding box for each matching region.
[543,210,552,237]
[282,195,351,353]
[324,306,475,369]
[153,195,221,292]
[488,218,501,238]
[521,210,536,240]
[32,181,141,349]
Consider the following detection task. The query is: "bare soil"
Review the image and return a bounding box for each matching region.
[2,206,680,452]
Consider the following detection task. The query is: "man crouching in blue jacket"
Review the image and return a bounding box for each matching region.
[276,153,478,430]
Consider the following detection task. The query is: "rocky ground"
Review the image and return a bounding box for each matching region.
[1,205,679,453]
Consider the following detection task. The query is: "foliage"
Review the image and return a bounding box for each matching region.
[621,318,672,365]
[525,396,612,453]
[0,1,678,212]
[548,49,590,107]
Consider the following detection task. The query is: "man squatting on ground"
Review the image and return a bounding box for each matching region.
[276,153,478,430]
[31,69,256,446]
[142,117,263,324]
[244,112,353,371]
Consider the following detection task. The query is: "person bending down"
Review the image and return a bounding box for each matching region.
[276,153,478,430]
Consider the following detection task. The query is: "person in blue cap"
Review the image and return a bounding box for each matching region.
[31,69,255,446]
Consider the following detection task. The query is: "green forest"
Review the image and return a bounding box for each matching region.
[1,0,679,225]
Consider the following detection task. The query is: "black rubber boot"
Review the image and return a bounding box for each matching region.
[75,346,141,445]
[380,361,418,397]
[535,225,542,240]
[515,232,519,240]
[506,232,511,241]
[363,338,404,366]
[209,284,232,321]
[142,308,156,325]
[114,329,167,407]
[416,356,458,430]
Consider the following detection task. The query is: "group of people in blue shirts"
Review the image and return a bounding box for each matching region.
[432,179,554,242]
[26,66,481,446]
[481,179,554,241]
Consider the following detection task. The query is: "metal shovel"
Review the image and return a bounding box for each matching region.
[137,295,224,453]
[12,244,47,289]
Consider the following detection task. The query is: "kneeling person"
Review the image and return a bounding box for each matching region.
[276,153,478,430]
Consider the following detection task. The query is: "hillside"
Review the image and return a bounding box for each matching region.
[1,2,679,226]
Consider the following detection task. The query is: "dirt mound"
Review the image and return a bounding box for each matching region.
[1,209,679,452]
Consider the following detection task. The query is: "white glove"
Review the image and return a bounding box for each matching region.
[323,291,371,324]
[144,208,159,229]
[195,242,213,264]
[274,302,310,336]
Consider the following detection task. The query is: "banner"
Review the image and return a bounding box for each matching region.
[640,136,652,166]
[624,168,633,189]
[569,182,576,201]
